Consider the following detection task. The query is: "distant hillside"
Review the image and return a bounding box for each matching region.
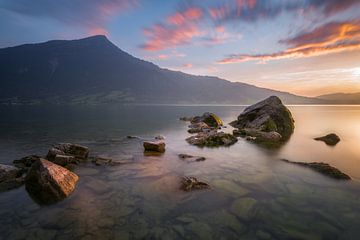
[317,92,360,104]
[0,35,322,105]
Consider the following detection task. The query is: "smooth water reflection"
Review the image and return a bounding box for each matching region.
[0,105,359,239]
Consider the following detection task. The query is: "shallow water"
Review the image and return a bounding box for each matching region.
[0,105,359,239]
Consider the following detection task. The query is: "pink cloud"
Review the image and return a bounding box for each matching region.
[218,19,360,64]
[182,63,193,68]
[167,8,203,25]
[141,24,203,51]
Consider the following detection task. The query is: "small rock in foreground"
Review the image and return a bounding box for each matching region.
[143,141,166,153]
[180,177,210,191]
[25,159,79,204]
[281,159,351,180]
[314,133,340,146]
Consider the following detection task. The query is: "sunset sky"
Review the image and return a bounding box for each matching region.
[0,0,359,97]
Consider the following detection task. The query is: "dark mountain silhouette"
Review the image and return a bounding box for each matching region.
[0,35,322,105]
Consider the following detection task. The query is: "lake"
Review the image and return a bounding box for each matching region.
[0,105,359,239]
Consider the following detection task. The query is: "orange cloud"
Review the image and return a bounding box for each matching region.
[167,8,203,25]
[219,19,360,64]
[141,7,204,51]
[88,27,109,36]
[182,63,193,68]
[141,24,203,51]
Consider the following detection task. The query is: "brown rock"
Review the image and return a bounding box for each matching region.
[143,141,166,153]
[180,177,210,191]
[25,159,79,204]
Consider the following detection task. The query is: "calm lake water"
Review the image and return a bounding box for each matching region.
[0,105,359,240]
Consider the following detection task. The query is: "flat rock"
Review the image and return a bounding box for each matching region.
[143,141,165,153]
[180,176,210,191]
[314,133,340,146]
[230,96,294,143]
[281,159,351,180]
[25,159,79,204]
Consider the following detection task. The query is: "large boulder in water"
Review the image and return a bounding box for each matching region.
[25,159,79,204]
[143,141,166,153]
[191,112,223,128]
[314,133,340,146]
[231,96,294,143]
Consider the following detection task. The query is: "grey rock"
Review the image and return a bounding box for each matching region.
[143,141,166,153]
[0,164,24,191]
[231,96,294,143]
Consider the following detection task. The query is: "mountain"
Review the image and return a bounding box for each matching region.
[0,35,321,105]
[317,92,360,104]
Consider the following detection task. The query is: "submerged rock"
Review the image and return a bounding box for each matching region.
[180,177,210,191]
[143,141,166,153]
[155,135,165,140]
[0,164,24,191]
[314,133,340,146]
[25,159,79,204]
[230,197,257,220]
[230,96,294,144]
[180,116,194,121]
[90,156,132,166]
[281,159,351,180]
[186,131,237,147]
[178,154,206,162]
[191,112,223,128]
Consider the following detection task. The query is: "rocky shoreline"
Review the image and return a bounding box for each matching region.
[0,95,352,205]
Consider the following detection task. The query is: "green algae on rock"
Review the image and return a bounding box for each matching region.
[281,159,351,180]
[186,131,238,147]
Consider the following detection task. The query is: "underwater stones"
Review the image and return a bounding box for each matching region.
[213,179,249,197]
[180,177,210,191]
[231,96,294,143]
[186,131,237,147]
[191,112,223,128]
[281,159,351,180]
[314,133,340,146]
[180,116,194,121]
[143,141,166,153]
[90,156,132,166]
[178,154,206,162]
[188,222,213,239]
[230,197,257,220]
[25,159,79,204]
[0,164,24,191]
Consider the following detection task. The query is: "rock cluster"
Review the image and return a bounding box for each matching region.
[231,96,294,144]
[47,143,89,166]
[184,112,237,147]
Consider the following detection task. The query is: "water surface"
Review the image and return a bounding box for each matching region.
[0,105,359,239]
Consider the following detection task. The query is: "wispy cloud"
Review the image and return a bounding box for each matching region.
[218,19,360,64]
[0,0,138,35]
[140,7,204,51]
